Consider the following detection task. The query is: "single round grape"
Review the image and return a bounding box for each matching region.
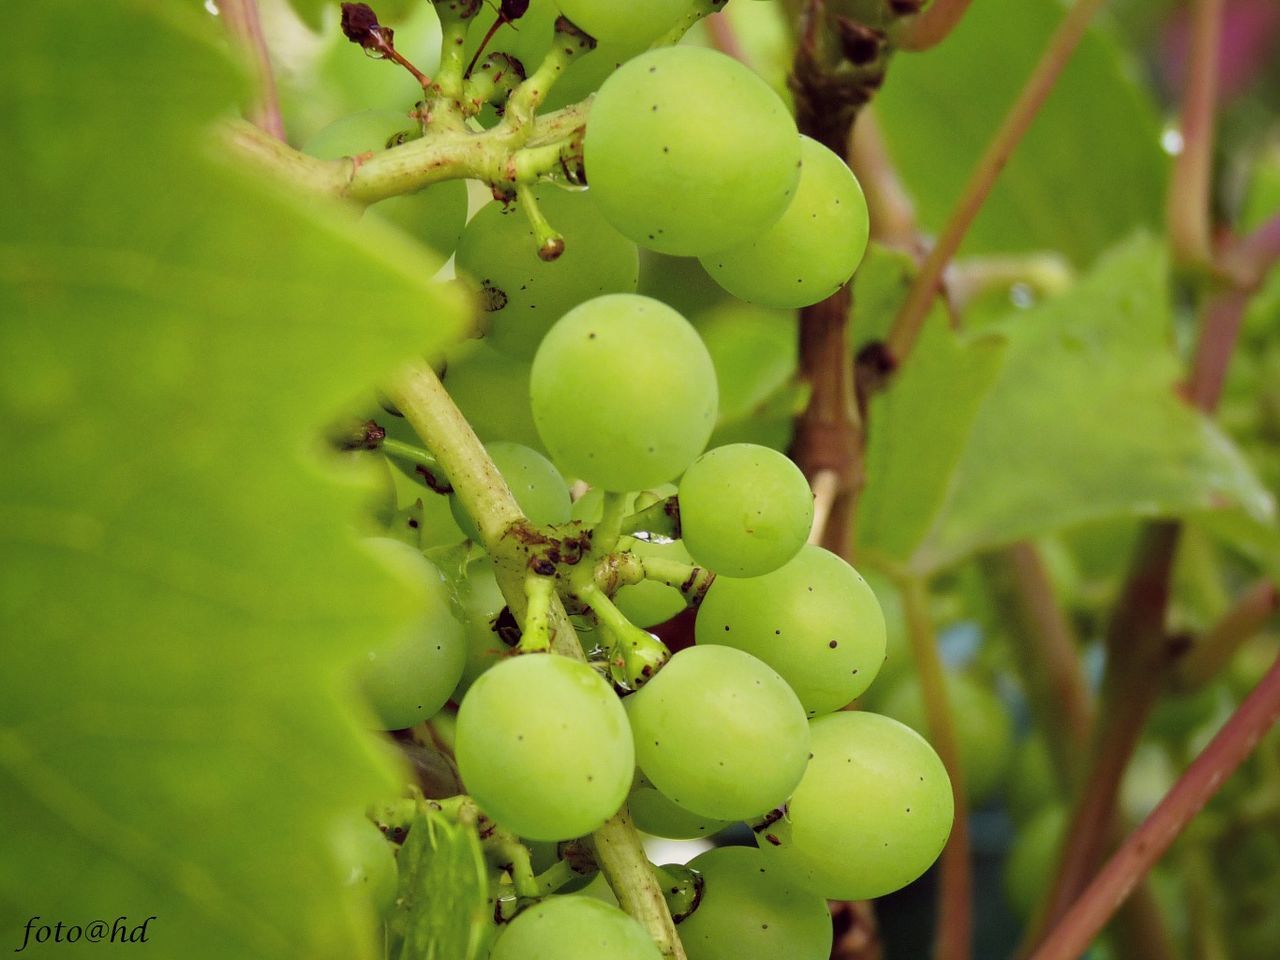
[758,711,953,901]
[302,110,467,257]
[456,186,639,358]
[443,340,544,453]
[678,846,831,960]
[357,539,467,730]
[700,136,869,308]
[331,815,399,916]
[531,295,717,491]
[1003,805,1066,918]
[626,645,810,821]
[614,537,692,628]
[584,47,800,256]
[455,654,634,840]
[1006,736,1057,824]
[451,556,514,697]
[554,0,691,44]
[695,545,885,717]
[491,896,661,960]
[878,670,1014,806]
[628,770,729,839]
[449,441,571,542]
[678,444,812,578]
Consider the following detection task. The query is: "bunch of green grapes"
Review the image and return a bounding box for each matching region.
[319,5,935,956]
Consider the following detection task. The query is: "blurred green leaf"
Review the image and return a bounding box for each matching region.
[390,808,490,960]
[857,319,1008,564]
[0,3,468,958]
[858,236,1276,574]
[875,0,1167,265]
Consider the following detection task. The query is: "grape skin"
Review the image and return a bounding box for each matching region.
[701,136,870,308]
[626,645,810,821]
[530,294,717,492]
[584,47,800,256]
[455,654,635,841]
[677,846,831,960]
[695,544,886,717]
[677,443,813,578]
[456,186,639,359]
[554,0,693,45]
[758,711,953,901]
[490,895,662,960]
[357,539,467,730]
[448,441,571,542]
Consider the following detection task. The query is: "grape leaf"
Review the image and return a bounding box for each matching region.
[874,0,1167,266]
[390,808,491,960]
[856,235,1277,575]
[0,3,469,959]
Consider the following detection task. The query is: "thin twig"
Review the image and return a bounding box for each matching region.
[849,109,919,252]
[218,0,286,141]
[808,469,840,545]
[1029,652,1280,960]
[884,0,1109,365]
[898,0,975,52]
[1167,0,1223,270]
[902,577,971,960]
[1175,580,1279,692]
[1023,522,1182,952]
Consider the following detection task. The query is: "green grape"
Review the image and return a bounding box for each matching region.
[626,645,810,821]
[451,556,514,697]
[701,136,869,308]
[758,711,953,901]
[554,0,692,44]
[878,670,1014,806]
[628,770,729,839]
[678,443,812,578]
[1006,735,1057,824]
[637,252,729,319]
[357,538,467,730]
[678,846,832,960]
[695,545,885,717]
[544,40,645,113]
[302,110,468,257]
[1003,805,1065,918]
[449,441,571,542]
[490,896,661,960]
[456,186,639,358]
[584,47,800,256]
[443,340,544,453]
[614,537,692,628]
[531,294,718,491]
[330,815,399,916]
[455,653,635,840]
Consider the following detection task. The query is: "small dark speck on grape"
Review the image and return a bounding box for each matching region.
[775,629,781,635]
[852,668,859,674]
[588,332,596,338]
[724,625,730,631]
[761,924,769,930]
[828,640,838,648]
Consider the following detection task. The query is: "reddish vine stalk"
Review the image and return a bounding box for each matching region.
[1029,652,1280,960]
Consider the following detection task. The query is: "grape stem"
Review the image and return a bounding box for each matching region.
[620,496,681,540]
[519,574,555,653]
[633,554,715,609]
[1027,652,1280,960]
[385,360,688,960]
[883,0,1110,366]
[217,0,286,141]
[900,575,972,960]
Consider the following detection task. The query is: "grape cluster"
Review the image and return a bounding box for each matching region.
[321,2,949,957]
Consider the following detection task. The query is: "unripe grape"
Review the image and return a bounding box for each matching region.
[584,47,800,256]
[490,896,661,960]
[678,443,813,578]
[531,294,717,491]
[759,711,953,900]
[357,539,467,730]
[455,654,634,840]
[696,545,886,717]
[701,136,870,308]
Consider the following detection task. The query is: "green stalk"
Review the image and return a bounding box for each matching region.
[386,359,687,960]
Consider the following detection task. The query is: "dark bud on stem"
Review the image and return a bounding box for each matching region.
[501,0,530,19]
[832,17,887,66]
[341,3,384,48]
[538,236,566,262]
